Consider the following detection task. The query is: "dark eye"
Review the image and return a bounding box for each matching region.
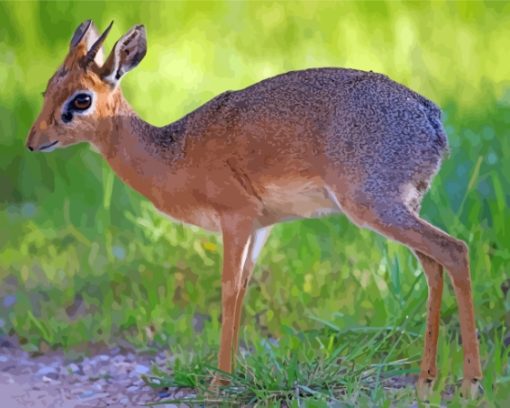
[71,93,92,111]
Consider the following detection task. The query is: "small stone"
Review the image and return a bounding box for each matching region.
[138,395,151,404]
[133,364,149,375]
[126,385,138,392]
[133,378,144,387]
[112,355,125,364]
[37,366,59,377]
[67,363,81,374]
[97,354,109,362]
[98,368,110,377]
[97,378,108,386]
[158,390,171,399]
[0,355,9,363]
[117,378,132,389]
[42,374,59,382]
[79,390,95,399]
[135,364,150,374]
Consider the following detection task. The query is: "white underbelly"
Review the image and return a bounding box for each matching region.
[261,180,342,222]
[154,180,342,232]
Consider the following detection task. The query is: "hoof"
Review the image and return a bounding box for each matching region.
[416,376,435,401]
[460,377,482,399]
[208,374,230,392]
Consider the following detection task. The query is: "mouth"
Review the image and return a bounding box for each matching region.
[39,140,59,152]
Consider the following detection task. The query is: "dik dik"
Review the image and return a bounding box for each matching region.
[26,21,482,398]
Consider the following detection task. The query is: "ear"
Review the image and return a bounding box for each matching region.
[101,25,147,86]
[69,20,105,65]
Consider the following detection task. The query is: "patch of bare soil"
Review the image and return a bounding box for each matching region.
[0,338,185,408]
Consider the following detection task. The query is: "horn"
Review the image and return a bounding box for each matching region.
[85,20,114,65]
[70,20,92,49]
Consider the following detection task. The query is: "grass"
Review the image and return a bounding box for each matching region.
[142,326,510,406]
[1,1,510,406]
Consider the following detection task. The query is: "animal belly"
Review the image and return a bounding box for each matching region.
[261,181,341,223]
[155,205,221,232]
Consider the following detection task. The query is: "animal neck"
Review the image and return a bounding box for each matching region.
[93,91,187,162]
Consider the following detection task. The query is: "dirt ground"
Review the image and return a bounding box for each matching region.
[0,338,186,408]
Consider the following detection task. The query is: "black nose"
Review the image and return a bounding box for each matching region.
[27,145,34,151]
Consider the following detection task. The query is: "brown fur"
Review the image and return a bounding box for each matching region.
[26,21,482,398]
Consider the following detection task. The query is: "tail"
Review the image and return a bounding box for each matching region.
[427,109,450,160]
[415,94,450,160]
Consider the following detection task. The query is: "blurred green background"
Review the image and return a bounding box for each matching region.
[1,0,509,404]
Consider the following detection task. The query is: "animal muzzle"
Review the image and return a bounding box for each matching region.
[25,127,37,151]
[26,127,59,152]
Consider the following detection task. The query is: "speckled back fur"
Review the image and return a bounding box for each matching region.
[144,67,448,218]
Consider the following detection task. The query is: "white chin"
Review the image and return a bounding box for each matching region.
[40,142,60,152]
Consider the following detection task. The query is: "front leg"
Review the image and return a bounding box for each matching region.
[212,213,255,386]
[232,227,272,358]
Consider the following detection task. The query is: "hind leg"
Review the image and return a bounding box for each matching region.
[415,251,443,400]
[333,191,482,398]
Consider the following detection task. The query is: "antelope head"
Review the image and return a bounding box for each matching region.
[26,20,147,152]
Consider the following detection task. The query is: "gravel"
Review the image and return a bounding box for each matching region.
[0,342,192,408]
